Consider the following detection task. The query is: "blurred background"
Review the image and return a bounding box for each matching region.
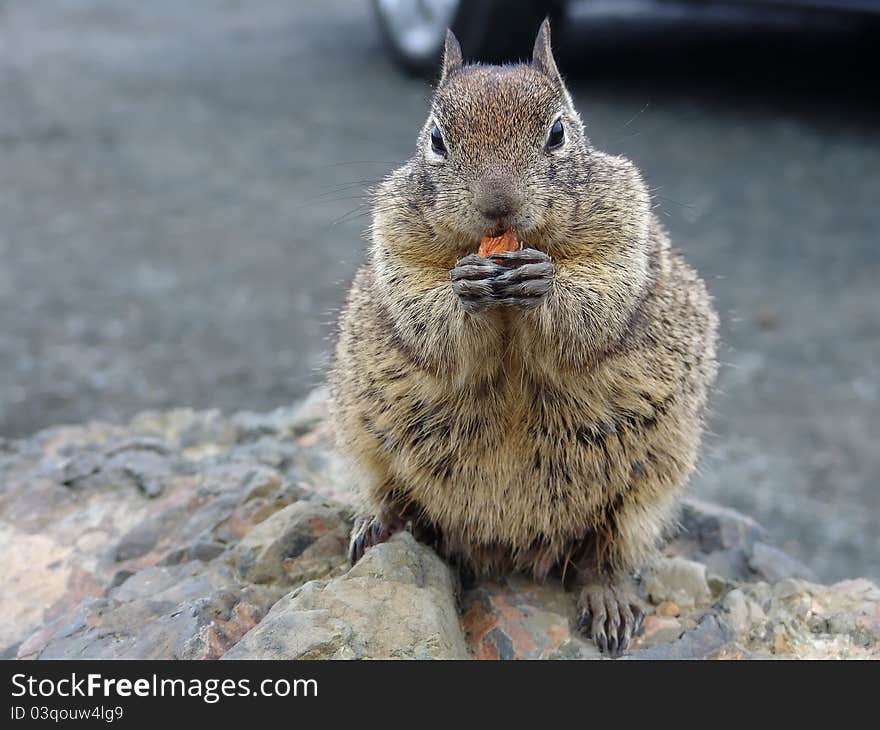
[0,0,877,581]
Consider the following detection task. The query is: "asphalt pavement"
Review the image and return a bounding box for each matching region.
[1,0,877,581]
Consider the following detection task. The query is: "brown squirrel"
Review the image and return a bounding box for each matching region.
[330,20,718,656]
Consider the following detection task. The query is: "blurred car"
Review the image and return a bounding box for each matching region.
[373,0,561,74]
[372,0,880,74]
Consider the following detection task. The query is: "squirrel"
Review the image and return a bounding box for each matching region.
[330,19,718,657]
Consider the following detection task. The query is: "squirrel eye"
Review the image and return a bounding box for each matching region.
[430,124,447,156]
[545,118,565,151]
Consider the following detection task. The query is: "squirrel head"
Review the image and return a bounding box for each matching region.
[373,19,649,268]
[399,21,591,254]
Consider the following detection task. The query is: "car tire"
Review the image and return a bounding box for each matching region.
[373,0,566,77]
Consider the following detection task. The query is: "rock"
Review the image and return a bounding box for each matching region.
[632,615,684,648]
[720,588,766,634]
[629,616,733,660]
[718,578,880,659]
[114,522,160,562]
[230,386,330,441]
[749,541,817,583]
[224,533,467,660]
[158,538,226,566]
[460,575,597,660]
[239,467,285,502]
[18,562,282,660]
[1,386,878,660]
[679,497,767,554]
[101,448,174,498]
[673,498,817,585]
[641,557,713,609]
[0,526,77,651]
[655,601,681,617]
[229,501,349,586]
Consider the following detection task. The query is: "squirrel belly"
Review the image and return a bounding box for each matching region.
[332,212,717,579]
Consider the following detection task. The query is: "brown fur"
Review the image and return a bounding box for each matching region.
[330,24,718,589]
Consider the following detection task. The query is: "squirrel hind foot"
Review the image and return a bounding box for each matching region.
[348,513,406,565]
[576,578,645,658]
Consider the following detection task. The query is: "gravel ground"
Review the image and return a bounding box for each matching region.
[0,0,877,581]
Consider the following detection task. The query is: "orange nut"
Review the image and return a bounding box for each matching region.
[477,229,518,257]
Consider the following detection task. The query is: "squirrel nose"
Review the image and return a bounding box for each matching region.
[473,180,524,220]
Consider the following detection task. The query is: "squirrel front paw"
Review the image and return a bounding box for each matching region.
[450,253,504,313]
[450,248,554,312]
[488,248,554,308]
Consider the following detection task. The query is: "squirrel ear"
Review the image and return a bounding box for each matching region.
[439,29,463,84]
[531,18,562,85]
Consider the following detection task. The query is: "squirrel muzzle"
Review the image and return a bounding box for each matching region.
[471,178,525,224]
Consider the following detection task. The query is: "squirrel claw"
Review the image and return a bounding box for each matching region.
[451,255,504,312]
[488,247,551,267]
[491,248,554,308]
[576,579,644,658]
[348,514,403,564]
[451,248,553,312]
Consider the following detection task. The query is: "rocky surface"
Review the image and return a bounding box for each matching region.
[2,388,877,660]
[225,533,467,660]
